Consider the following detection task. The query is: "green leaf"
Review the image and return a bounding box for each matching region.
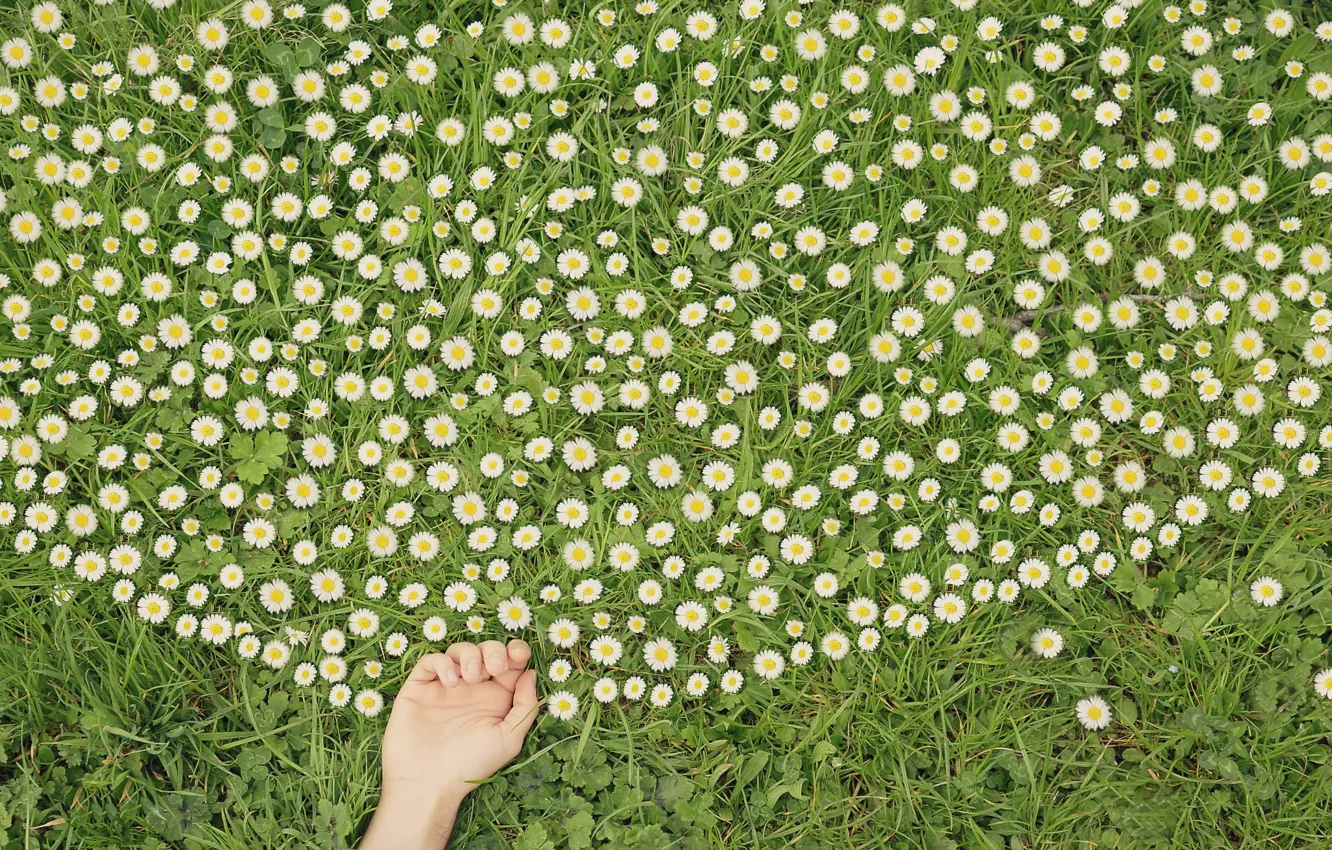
[228,431,287,485]
[228,433,255,460]
[732,622,758,653]
[564,811,595,850]
[254,431,289,464]
[294,37,322,67]
[261,127,287,149]
[256,108,286,128]
[514,823,553,850]
[445,35,476,59]
[1116,699,1138,727]
[264,43,294,65]
[827,548,850,573]
[737,751,768,787]
[764,781,805,807]
[61,426,96,460]
[1130,584,1157,611]
[655,775,692,811]
[811,740,837,761]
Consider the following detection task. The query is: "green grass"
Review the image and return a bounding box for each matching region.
[7,539,1332,849]
[3,0,1332,847]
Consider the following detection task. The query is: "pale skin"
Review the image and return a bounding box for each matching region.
[360,640,539,849]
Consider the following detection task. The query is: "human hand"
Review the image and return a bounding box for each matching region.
[360,640,539,849]
[383,639,539,800]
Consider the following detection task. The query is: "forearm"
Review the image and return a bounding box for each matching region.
[360,787,466,850]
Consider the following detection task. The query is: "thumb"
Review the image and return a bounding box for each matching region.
[500,668,539,748]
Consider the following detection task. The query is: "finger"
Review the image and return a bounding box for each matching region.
[479,640,510,678]
[500,669,539,748]
[492,640,533,691]
[492,666,524,692]
[506,639,531,668]
[407,653,455,685]
[446,642,487,683]
[436,655,461,687]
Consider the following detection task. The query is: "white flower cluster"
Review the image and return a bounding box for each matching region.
[2,0,1332,726]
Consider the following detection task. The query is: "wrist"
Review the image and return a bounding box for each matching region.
[381,780,470,812]
[363,785,465,849]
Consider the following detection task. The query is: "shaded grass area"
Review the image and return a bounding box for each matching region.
[5,526,1332,849]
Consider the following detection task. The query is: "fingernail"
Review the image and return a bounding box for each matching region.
[467,660,481,676]
[444,666,457,683]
